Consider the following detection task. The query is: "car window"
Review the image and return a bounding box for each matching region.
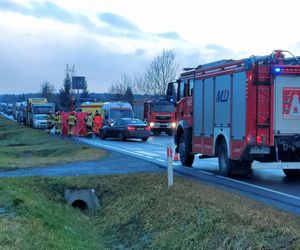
[126,119,145,125]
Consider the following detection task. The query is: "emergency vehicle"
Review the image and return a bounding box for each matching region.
[79,102,104,116]
[102,102,134,125]
[143,99,176,136]
[166,50,300,178]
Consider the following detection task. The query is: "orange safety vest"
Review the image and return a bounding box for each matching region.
[93,115,103,127]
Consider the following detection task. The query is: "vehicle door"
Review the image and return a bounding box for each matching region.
[109,119,123,138]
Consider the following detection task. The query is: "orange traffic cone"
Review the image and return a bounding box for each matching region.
[174,152,179,161]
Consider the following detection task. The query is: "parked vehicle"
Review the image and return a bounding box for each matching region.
[5,103,13,115]
[102,102,134,126]
[99,118,150,141]
[32,114,48,129]
[166,50,300,178]
[24,98,55,127]
[144,99,176,136]
[79,102,104,116]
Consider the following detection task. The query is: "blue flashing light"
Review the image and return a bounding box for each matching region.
[274,67,281,73]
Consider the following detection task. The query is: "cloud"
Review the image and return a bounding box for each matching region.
[157,32,182,40]
[98,12,140,32]
[0,1,92,26]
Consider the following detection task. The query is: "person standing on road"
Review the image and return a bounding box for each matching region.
[67,112,77,136]
[46,112,54,134]
[54,111,62,135]
[93,110,103,134]
[84,111,93,137]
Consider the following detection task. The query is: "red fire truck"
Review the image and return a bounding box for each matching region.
[166,50,300,178]
[143,99,176,136]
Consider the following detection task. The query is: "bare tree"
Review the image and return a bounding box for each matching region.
[108,73,136,100]
[134,72,154,95]
[145,50,179,96]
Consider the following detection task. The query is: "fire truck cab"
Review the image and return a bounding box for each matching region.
[167,50,300,178]
[144,99,176,136]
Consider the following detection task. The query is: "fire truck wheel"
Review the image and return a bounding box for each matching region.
[118,132,126,141]
[99,130,106,140]
[283,169,300,178]
[218,139,233,177]
[179,134,194,167]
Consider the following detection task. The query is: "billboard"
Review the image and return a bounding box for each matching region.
[72,76,85,89]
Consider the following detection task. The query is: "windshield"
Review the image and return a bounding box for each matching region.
[33,114,47,120]
[32,106,54,114]
[151,104,174,112]
[109,109,134,120]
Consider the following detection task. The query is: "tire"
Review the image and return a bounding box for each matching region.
[283,169,300,178]
[141,137,148,142]
[218,139,233,177]
[167,130,173,136]
[118,132,126,141]
[99,130,106,140]
[179,134,194,167]
[231,160,252,177]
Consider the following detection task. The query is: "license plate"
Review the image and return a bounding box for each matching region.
[136,128,144,130]
[250,147,270,154]
[160,125,167,128]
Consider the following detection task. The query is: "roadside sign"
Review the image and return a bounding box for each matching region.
[72,76,85,89]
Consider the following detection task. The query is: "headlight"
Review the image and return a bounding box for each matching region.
[149,122,155,127]
[171,122,176,128]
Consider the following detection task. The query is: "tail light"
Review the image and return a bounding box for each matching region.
[127,126,136,130]
[246,134,256,144]
[144,126,150,131]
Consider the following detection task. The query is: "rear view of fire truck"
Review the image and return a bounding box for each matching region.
[167,50,300,178]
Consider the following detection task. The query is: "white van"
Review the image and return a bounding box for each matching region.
[103,102,134,125]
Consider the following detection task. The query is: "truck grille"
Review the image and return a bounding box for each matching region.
[156,115,171,121]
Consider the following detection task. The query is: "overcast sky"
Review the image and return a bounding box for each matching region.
[1,0,300,94]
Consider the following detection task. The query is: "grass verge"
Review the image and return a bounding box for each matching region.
[0,174,300,249]
[0,116,107,170]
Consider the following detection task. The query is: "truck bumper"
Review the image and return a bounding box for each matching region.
[252,161,300,169]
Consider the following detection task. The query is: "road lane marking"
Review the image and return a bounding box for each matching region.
[135,151,160,157]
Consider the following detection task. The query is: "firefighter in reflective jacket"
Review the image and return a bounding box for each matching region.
[54,112,62,135]
[46,112,54,134]
[84,111,93,137]
[93,110,103,134]
[67,112,77,136]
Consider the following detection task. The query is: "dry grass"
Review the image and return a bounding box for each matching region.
[1,174,299,249]
[0,116,107,170]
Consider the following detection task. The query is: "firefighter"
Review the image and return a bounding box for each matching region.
[54,111,62,135]
[93,110,103,134]
[46,112,54,134]
[84,111,93,137]
[67,112,77,136]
